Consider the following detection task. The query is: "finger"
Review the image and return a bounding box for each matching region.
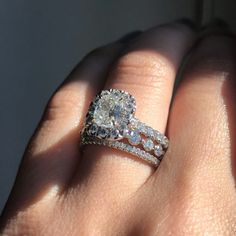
[2,41,125,219]
[73,22,196,197]
[158,29,236,232]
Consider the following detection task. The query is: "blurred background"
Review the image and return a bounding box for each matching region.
[0,0,236,212]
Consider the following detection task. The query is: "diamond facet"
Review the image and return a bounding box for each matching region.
[127,130,141,145]
[146,127,155,138]
[97,127,109,139]
[142,139,154,152]
[110,129,120,139]
[155,131,162,142]
[162,136,169,148]
[154,144,164,157]
[88,124,98,135]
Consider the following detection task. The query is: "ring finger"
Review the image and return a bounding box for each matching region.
[72,21,196,199]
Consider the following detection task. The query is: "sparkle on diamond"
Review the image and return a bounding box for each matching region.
[142,139,154,151]
[93,90,134,130]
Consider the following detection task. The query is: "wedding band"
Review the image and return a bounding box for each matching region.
[80,89,169,167]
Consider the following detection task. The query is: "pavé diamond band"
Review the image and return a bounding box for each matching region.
[80,89,169,167]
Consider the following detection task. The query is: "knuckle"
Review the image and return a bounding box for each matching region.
[113,51,173,89]
[45,87,81,121]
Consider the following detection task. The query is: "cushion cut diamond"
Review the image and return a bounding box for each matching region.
[88,89,136,140]
[93,90,135,128]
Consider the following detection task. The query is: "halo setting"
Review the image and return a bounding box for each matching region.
[86,89,136,140]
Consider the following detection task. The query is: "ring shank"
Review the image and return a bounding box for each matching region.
[81,135,160,167]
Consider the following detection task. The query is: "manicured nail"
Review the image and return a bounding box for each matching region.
[118,31,142,44]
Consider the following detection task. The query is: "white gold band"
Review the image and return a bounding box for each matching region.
[81,135,160,167]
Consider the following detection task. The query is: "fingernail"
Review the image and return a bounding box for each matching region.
[118,30,142,44]
[176,18,197,30]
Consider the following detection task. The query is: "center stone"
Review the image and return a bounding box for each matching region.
[93,90,135,129]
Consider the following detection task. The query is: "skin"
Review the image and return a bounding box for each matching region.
[1,20,236,235]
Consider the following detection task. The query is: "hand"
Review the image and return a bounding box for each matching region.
[1,19,236,236]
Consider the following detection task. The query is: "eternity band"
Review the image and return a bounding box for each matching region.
[80,89,169,167]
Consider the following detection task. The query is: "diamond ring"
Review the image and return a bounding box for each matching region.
[80,89,169,167]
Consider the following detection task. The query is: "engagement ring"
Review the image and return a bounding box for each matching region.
[80,89,169,167]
